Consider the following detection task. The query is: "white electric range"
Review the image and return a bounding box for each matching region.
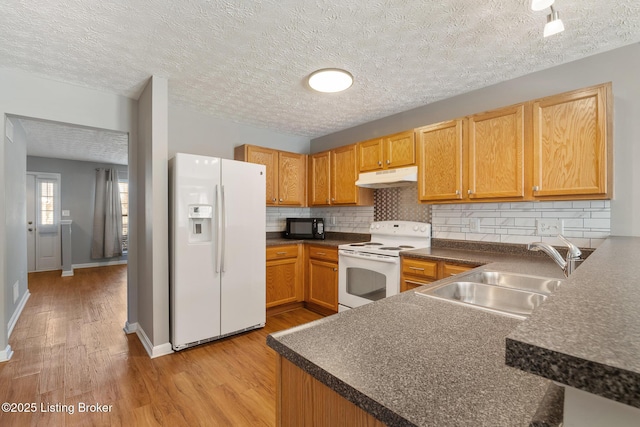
[338,221,431,311]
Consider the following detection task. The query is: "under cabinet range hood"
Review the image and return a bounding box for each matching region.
[355,166,418,188]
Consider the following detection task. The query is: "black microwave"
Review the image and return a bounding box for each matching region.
[284,218,325,240]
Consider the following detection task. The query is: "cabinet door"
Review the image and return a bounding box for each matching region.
[266,257,301,308]
[385,130,415,169]
[467,104,526,200]
[416,119,464,202]
[532,84,610,198]
[358,138,384,172]
[309,151,331,206]
[308,259,338,312]
[278,151,306,206]
[246,145,279,205]
[332,144,359,204]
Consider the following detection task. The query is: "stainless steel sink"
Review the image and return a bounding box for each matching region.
[461,271,563,295]
[417,281,548,319]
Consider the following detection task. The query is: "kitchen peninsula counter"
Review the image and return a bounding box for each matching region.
[268,249,566,426]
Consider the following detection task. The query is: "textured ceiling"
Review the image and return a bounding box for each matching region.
[20,118,129,165]
[1,0,640,138]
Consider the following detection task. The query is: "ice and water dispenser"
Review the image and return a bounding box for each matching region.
[188,204,213,242]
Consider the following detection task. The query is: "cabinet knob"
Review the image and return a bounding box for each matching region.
[467,190,473,195]
[279,198,283,202]
[272,198,277,202]
[455,190,461,196]
[532,186,540,192]
[386,159,390,165]
[331,198,335,202]
[378,161,382,166]
[333,268,337,272]
[326,199,329,203]
[28,228,33,232]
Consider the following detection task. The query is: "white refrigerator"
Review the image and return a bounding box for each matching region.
[169,153,266,351]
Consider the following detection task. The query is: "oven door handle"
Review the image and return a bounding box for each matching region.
[339,251,399,264]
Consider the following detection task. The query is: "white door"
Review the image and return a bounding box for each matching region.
[27,172,61,272]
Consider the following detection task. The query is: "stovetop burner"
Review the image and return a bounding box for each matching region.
[380,247,402,251]
[399,245,415,249]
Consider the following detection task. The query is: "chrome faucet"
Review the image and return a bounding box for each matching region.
[527,235,582,277]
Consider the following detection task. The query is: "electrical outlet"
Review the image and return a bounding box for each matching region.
[469,218,480,233]
[13,281,19,303]
[62,210,70,217]
[330,217,336,225]
[536,219,564,236]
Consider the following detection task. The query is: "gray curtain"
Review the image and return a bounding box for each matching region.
[91,168,123,259]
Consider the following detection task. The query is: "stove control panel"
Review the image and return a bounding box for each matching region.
[369,221,431,237]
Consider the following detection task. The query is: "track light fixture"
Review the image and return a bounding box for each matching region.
[531,1,565,37]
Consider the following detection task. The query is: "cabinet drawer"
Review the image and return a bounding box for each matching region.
[442,263,476,277]
[266,245,299,260]
[308,246,338,262]
[401,276,434,292]
[402,259,438,279]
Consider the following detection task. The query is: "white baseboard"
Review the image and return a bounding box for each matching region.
[61,269,74,277]
[72,260,128,269]
[135,325,174,359]
[0,345,13,362]
[7,290,30,338]
[123,321,138,334]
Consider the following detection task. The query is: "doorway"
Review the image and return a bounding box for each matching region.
[26,172,62,272]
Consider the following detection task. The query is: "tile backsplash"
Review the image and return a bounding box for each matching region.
[266,189,610,249]
[266,206,374,234]
[431,201,610,248]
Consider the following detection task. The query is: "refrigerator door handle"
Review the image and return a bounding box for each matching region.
[221,184,226,272]
[215,184,222,273]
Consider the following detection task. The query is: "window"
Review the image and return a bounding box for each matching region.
[119,180,129,252]
[36,174,60,233]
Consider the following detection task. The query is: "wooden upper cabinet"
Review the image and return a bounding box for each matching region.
[308,151,331,206]
[357,131,415,172]
[278,151,306,206]
[358,138,384,172]
[467,103,527,200]
[332,144,359,204]
[238,145,278,205]
[309,146,373,206]
[532,83,612,199]
[416,119,464,202]
[235,144,307,206]
[385,130,416,169]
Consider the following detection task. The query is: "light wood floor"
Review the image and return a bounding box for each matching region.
[0,265,323,426]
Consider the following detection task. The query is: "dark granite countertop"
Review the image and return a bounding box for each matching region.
[506,236,640,409]
[268,247,567,426]
[266,231,369,248]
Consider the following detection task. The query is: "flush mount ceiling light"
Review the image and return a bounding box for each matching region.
[308,68,353,93]
[543,6,565,37]
[531,0,555,11]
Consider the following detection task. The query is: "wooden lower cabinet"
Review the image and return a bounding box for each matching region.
[266,245,303,309]
[277,356,385,427]
[401,257,479,292]
[305,245,339,315]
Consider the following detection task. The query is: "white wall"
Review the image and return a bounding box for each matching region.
[168,104,310,159]
[135,76,171,357]
[4,118,28,343]
[0,68,138,361]
[311,43,640,238]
